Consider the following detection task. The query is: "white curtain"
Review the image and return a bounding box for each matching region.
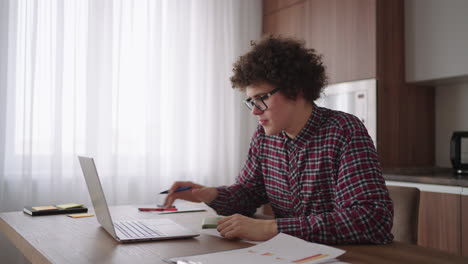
[0,0,261,212]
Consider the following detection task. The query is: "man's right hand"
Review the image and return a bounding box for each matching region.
[163,181,218,207]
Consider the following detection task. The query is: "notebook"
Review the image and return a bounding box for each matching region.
[78,156,199,243]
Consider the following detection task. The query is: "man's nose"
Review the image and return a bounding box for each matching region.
[251,106,264,115]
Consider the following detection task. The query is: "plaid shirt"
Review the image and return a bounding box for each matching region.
[208,105,393,244]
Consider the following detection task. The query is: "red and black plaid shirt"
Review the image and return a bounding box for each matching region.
[208,105,393,244]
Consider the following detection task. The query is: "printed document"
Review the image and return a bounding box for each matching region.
[170,233,346,264]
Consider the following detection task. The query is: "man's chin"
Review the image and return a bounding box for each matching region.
[262,126,281,136]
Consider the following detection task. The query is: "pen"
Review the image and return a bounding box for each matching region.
[138,208,178,212]
[159,186,192,194]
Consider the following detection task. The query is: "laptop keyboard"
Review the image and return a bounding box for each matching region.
[114,221,165,238]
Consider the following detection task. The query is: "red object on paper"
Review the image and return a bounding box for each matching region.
[138,208,178,212]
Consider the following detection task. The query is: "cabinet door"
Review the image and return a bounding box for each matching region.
[263,1,306,40]
[375,0,435,168]
[263,0,305,16]
[418,191,461,255]
[462,192,468,257]
[405,0,468,83]
[263,0,376,84]
[305,0,376,84]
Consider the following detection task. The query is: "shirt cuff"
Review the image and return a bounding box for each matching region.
[205,186,232,215]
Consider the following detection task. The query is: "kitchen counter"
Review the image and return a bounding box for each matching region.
[383,167,468,188]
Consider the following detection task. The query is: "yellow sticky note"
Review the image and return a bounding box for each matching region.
[32,205,58,211]
[67,213,94,218]
[56,203,83,209]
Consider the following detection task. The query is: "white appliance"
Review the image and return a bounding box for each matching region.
[316,78,377,146]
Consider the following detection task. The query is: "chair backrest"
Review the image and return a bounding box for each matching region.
[387,185,420,244]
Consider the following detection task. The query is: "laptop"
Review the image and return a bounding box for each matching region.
[78,156,199,243]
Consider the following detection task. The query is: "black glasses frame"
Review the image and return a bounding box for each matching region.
[244,87,281,111]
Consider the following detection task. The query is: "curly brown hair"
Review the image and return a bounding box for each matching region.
[230,36,327,103]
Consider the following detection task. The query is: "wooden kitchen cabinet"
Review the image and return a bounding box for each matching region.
[418,191,461,255]
[375,0,434,168]
[387,181,467,256]
[462,191,468,257]
[405,0,468,84]
[262,0,435,168]
[263,0,304,15]
[264,0,376,84]
[263,1,306,43]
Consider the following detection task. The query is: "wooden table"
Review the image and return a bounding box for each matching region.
[1,204,467,264]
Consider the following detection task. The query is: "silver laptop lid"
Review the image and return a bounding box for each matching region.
[78,156,118,238]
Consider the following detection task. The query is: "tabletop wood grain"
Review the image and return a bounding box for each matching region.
[1,203,467,264]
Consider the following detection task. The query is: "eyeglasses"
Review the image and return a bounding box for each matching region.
[244,87,281,111]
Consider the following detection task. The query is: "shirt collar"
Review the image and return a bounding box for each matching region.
[280,103,323,147]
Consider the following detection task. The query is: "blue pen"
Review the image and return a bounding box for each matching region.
[159,186,192,194]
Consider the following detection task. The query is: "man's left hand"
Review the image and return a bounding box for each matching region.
[217,214,278,241]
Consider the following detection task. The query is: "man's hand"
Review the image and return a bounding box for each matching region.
[163,181,218,207]
[217,214,278,241]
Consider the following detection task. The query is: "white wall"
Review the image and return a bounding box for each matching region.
[435,82,468,167]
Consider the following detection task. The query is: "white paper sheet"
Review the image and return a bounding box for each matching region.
[170,233,346,264]
[199,228,262,244]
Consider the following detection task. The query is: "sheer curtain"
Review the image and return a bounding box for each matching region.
[0,0,261,212]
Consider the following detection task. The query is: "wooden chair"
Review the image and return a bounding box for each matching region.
[387,185,420,244]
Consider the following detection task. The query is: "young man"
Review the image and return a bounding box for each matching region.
[164,36,393,244]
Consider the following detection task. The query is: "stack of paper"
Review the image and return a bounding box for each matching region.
[170,233,346,264]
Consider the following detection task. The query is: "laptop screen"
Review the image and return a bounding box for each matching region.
[78,156,118,238]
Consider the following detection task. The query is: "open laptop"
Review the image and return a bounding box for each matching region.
[78,156,199,243]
